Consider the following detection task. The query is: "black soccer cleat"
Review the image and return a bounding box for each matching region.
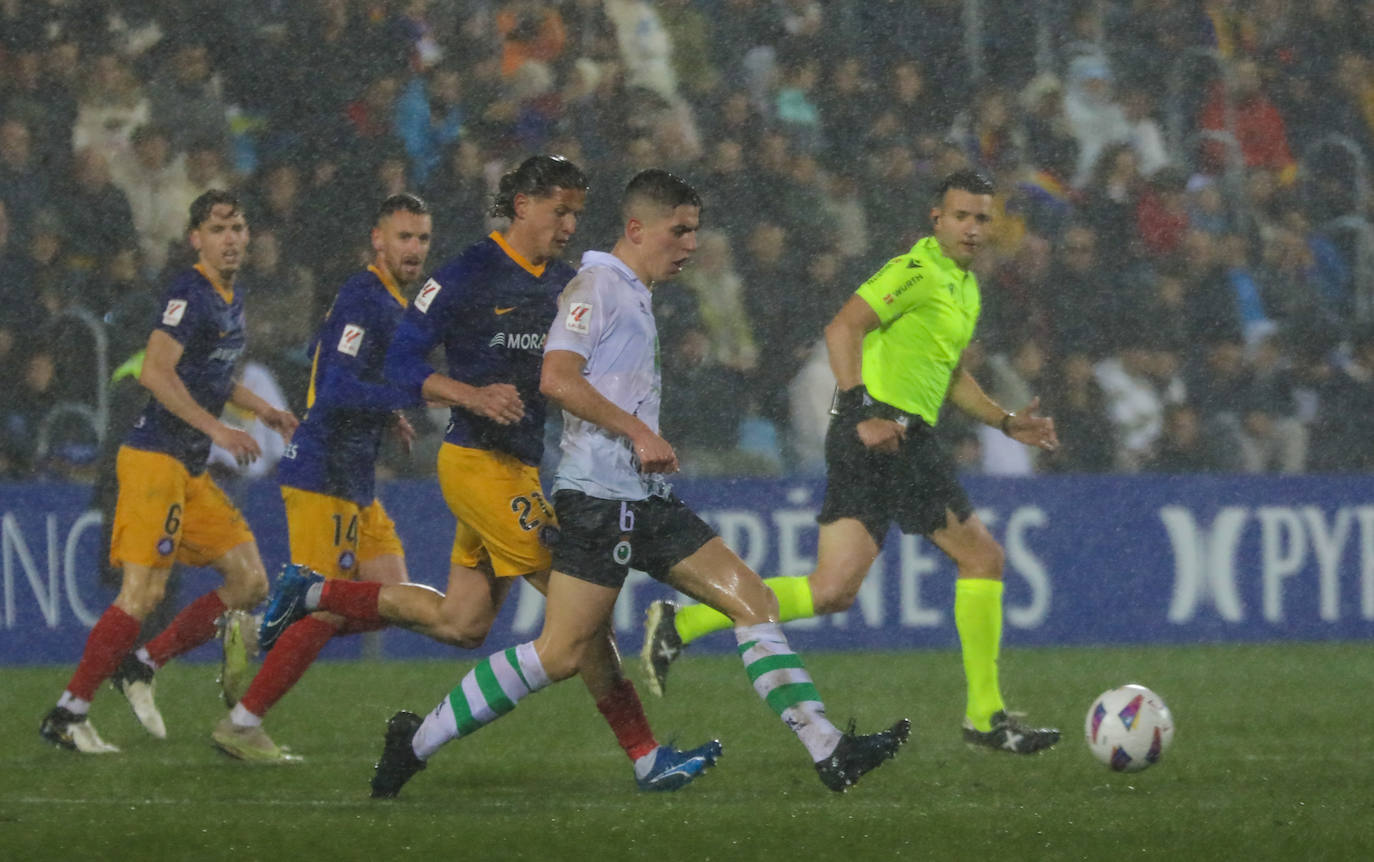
[370,711,427,799]
[963,710,1060,754]
[814,718,911,792]
[640,600,683,697]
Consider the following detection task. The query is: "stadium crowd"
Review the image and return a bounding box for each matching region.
[2,0,1373,482]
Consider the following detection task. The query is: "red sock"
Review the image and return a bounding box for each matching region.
[142,591,227,667]
[318,580,384,625]
[335,618,388,635]
[239,615,338,717]
[66,606,141,702]
[595,677,658,761]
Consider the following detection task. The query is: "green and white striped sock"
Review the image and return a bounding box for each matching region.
[736,622,841,761]
[412,642,550,760]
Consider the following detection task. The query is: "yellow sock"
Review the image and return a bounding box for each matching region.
[673,576,816,646]
[954,577,1006,732]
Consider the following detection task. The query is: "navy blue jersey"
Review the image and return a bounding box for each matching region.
[278,266,422,505]
[125,265,245,473]
[386,233,574,466]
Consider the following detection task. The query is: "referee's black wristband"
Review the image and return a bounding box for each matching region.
[835,385,868,418]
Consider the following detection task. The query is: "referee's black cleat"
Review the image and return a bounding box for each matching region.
[815,718,911,792]
[963,710,1060,754]
[641,600,683,697]
[371,711,427,799]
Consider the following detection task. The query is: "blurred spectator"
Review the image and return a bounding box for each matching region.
[110,124,187,277]
[820,56,876,170]
[1,351,58,477]
[1079,142,1143,267]
[0,117,51,243]
[774,55,823,156]
[424,138,493,263]
[389,0,446,70]
[676,230,758,375]
[0,198,48,371]
[1142,402,1227,472]
[1135,166,1191,259]
[165,137,233,229]
[56,148,139,276]
[867,60,945,161]
[71,53,150,164]
[658,0,721,107]
[1095,339,1186,471]
[1062,54,1130,188]
[1198,57,1296,181]
[1120,84,1170,178]
[982,336,1050,475]
[1041,351,1117,473]
[147,41,232,155]
[947,86,1022,177]
[1215,232,1273,345]
[1048,224,1119,358]
[1,45,73,180]
[1238,334,1308,473]
[1185,175,1229,235]
[395,62,465,186]
[236,227,317,414]
[496,1,567,78]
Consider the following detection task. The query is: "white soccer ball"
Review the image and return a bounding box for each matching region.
[1084,684,1175,772]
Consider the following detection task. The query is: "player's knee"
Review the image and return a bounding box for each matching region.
[813,579,859,614]
[117,582,165,618]
[221,569,269,609]
[962,540,1004,579]
[430,616,493,650]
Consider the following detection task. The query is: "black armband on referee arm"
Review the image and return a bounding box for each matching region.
[832,385,869,420]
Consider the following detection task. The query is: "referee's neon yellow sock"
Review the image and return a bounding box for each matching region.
[673,576,816,646]
[955,577,1006,732]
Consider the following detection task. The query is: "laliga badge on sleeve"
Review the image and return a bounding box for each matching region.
[414,278,442,313]
[338,324,365,356]
[162,299,188,326]
[565,302,592,335]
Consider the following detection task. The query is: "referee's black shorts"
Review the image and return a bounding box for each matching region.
[817,411,973,545]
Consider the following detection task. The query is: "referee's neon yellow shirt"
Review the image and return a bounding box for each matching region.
[854,236,980,425]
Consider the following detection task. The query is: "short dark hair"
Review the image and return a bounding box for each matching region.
[936,169,996,201]
[374,192,430,226]
[621,168,702,220]
[489,154,589,219]
[188,189,243,230]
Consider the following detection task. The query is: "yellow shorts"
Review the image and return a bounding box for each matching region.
[280,487,405,580]
[438,443,556,577]
[109,447,255,569]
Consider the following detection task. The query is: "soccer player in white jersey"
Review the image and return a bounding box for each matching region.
[369,169,911,797]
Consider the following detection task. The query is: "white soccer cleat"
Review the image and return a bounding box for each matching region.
[111,655,167,739]
[40,707,121,754]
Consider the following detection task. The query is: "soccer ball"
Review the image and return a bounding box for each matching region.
[1084,684,1175,772]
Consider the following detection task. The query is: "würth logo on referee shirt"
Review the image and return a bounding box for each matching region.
[338,324,365,356]
[414,278,442,313]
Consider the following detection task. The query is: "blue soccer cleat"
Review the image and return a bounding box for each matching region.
[258,564,324,652]
[635,739,724,791]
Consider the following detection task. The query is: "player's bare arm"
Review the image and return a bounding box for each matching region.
[824,294,905,454]
[541,348,678,473]
[140,329,261,463]
[947,358,1059,452]
[229,382,299,440]
[419,372,524,425]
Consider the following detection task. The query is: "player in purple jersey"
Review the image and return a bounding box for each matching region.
[211,194,432,761]
[260,156,721,792]
[41,190,298,754]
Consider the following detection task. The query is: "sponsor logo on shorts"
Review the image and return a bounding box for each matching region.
[156,537,174,556]
[612,539,632,565]
[339,550,356,571]
[565,302,592,335]
[414,278,442,313]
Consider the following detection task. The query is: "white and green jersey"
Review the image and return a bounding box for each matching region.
[853,236,980,424]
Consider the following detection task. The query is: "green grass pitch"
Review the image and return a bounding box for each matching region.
[3,642,1372,861]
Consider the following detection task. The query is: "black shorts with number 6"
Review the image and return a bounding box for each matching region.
[817,411,973,545]
[551,490,718,589]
